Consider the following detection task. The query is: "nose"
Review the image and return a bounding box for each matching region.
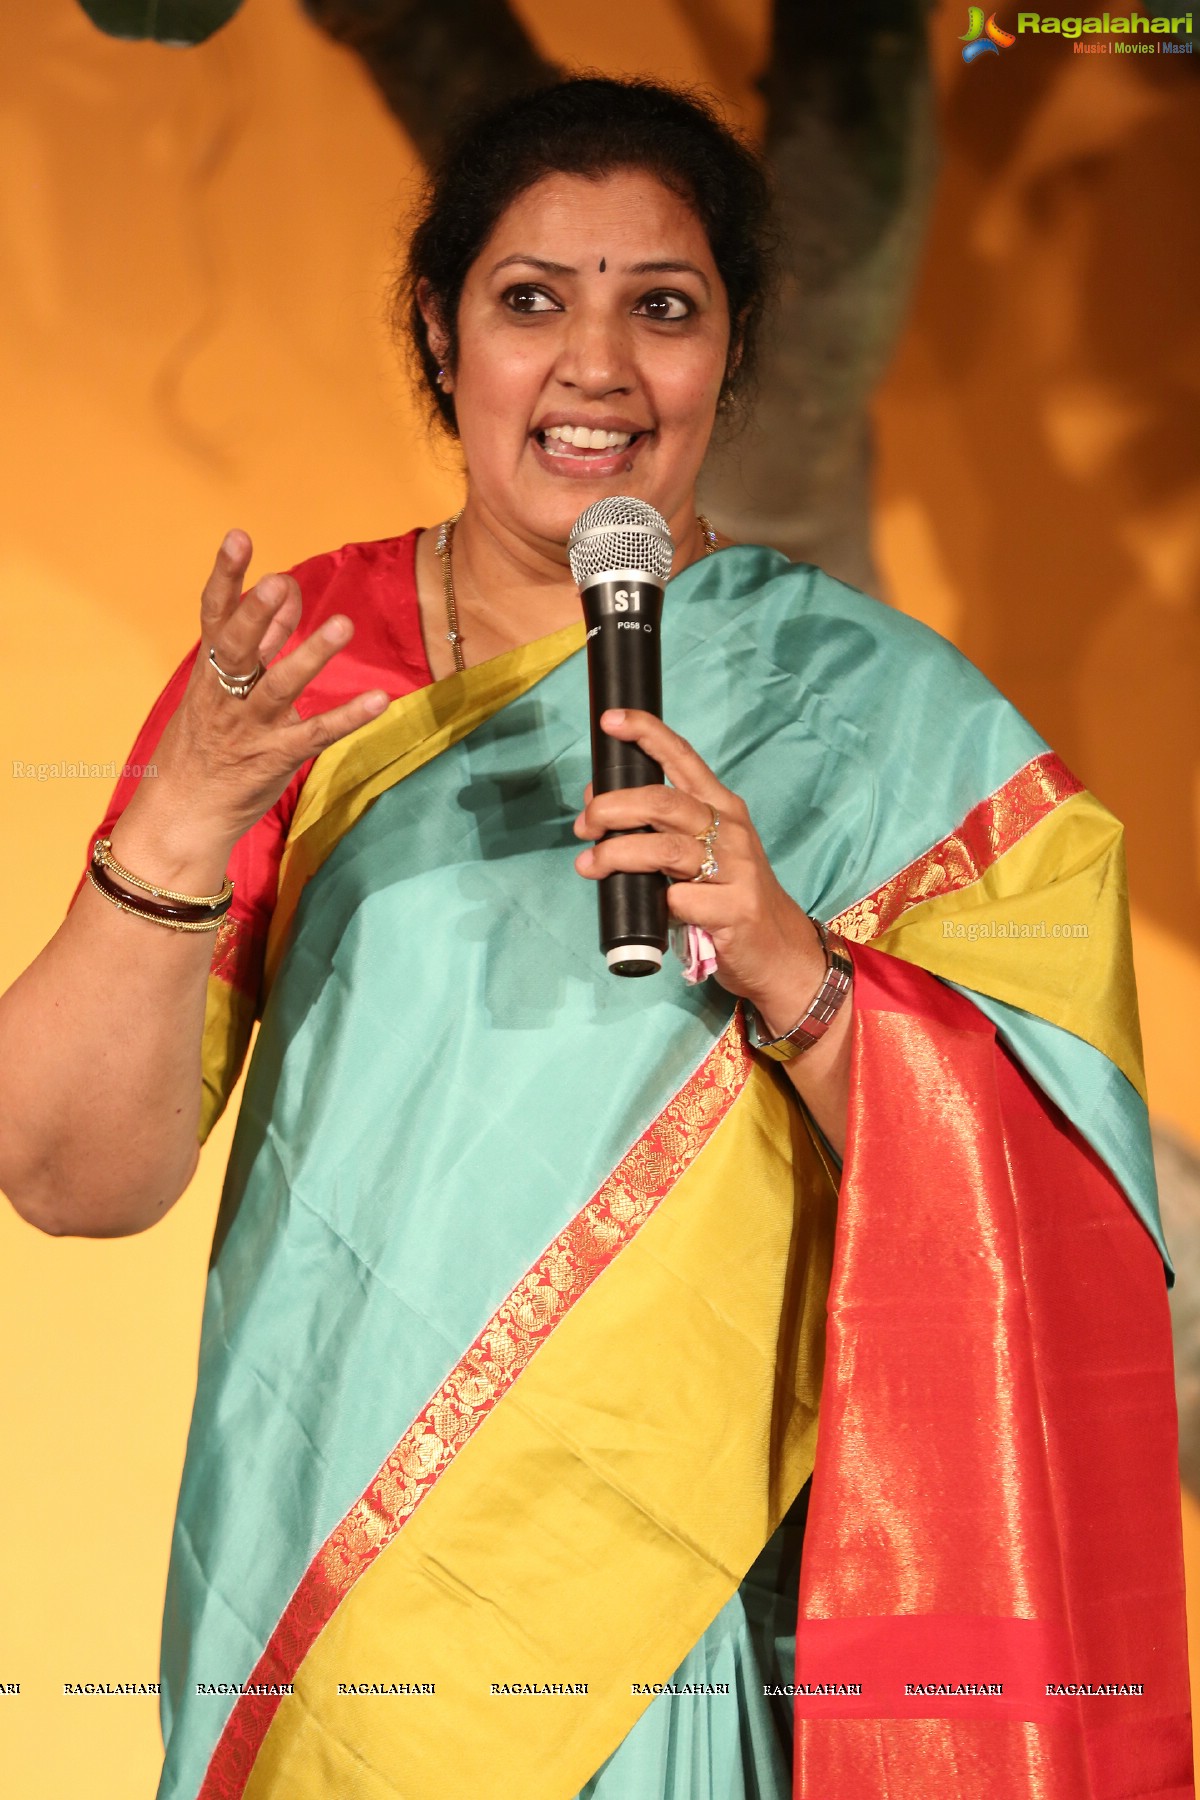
[554,301,635,397]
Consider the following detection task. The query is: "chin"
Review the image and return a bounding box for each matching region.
[528,476,664,547]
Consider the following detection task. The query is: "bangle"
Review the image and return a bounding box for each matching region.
[746,920,853,1063]
[87,835,233,933]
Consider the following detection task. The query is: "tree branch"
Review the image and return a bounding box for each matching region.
[301,0,554,162]
[701,1,940,594]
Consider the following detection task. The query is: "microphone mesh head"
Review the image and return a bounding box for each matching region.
[567,497,674,587]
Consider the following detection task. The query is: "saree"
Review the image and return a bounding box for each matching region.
[128,544,1187,1799]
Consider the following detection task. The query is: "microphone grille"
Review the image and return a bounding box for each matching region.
[567,496,674,588]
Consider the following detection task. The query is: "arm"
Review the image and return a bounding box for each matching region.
[0,533,389,1238]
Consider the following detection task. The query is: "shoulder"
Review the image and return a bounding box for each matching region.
[750,551,1000,693]
[715,547,1043,751]
[686,548,1053,860]
[273,528,432,706]
[280,529,422,619]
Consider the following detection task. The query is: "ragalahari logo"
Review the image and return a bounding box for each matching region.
[961,7,1018,57]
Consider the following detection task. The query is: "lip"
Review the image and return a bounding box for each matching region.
[533,412,651,437]
[529,430,651,480]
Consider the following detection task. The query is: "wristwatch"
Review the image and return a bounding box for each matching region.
[746,920,854,1062]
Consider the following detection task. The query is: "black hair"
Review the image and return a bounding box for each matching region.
[394,75,775,434]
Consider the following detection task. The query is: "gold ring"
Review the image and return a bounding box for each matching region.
[209,644,265,700]
[691,805,720,882]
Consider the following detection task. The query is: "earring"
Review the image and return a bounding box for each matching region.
[436,366,450,392]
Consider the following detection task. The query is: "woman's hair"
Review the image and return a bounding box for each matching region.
[395,75,775,434]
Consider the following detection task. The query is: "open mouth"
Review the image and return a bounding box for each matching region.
[535,425,648,457]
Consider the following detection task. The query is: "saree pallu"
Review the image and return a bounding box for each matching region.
[158,546,1190,1800]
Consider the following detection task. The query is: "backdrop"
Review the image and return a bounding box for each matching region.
[1,0,1197,1794]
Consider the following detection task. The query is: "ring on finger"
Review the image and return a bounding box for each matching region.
[209,644,265,700]
[691,806,720,883]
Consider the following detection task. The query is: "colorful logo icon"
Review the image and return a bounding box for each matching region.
[961,7,1017,60]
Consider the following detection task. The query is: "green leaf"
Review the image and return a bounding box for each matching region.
[74,0,246,45]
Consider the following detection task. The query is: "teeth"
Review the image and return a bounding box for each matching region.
[543,425,633,451]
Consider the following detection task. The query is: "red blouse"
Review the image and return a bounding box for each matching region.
[69,530,433,1011]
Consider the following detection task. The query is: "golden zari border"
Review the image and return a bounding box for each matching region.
[198,1014,752,1800]
[209,909,259,995]
[828,751,1082,942]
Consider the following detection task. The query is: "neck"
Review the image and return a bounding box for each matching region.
[449,494,712,647]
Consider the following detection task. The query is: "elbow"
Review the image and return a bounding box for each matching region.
[1,1151,198,1239]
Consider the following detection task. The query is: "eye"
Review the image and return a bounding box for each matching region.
[634,290,693,321]
[502,285,560,314]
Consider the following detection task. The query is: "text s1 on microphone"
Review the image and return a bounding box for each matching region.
[567,497,674,978]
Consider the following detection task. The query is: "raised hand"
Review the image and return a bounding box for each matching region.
[135,530,390,856]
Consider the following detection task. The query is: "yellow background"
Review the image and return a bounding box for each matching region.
[0,1,1196,1794]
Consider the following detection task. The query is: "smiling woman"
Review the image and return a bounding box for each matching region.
[405,163,734,678]
[0,73,1190,1800]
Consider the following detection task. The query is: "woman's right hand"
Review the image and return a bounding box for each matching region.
[120,530,390,862]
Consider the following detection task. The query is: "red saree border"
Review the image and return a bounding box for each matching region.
[827,750,1082,943]
[209,911,261,1000]
[198,1013,752,1800]
[792,946,1191,1796]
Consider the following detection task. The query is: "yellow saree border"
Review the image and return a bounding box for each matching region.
[198,912,261,1144]
[827,751,1145,1097]
[198,1012,753,1800]
[241,1055,836,1800]
[262,622,585,996]
[828,750,1082,940]
[198,625,585,1142]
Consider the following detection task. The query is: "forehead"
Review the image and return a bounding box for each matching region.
[475,168,717,273]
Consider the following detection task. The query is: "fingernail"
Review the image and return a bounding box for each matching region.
[322,616,349,641]
[259,575,284,603]
[222,530,242,557]
[576,848,595,873]
[363,690,388,713]
[602,708,626,725]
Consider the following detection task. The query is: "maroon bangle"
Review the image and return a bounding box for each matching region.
[86,858,232,925]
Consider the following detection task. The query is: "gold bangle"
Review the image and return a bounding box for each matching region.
[92,835,233,909]
[86,863,228,932]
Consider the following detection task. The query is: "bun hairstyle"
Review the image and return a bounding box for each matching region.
[395,75,775,434]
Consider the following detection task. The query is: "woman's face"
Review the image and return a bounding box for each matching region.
[437,167,732,559]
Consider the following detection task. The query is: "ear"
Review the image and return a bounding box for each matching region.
[416,278,452,382]
[723,309,749,389]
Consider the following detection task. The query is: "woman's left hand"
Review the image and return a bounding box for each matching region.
[573,709,824,1037]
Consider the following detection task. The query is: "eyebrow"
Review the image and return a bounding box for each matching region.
[489,254,711,297]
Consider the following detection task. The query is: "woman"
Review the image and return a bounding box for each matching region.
[0,77,1189,1800]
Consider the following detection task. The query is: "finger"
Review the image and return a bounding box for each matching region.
[256,575,304,665]
[664,880,732,927]
[575,828,726,884]
[599,710,730,806]
[209,570,297,676]
[279,687,390,759]
[199,529,254,634]
[575,783,717,841]
[251,611,359,715]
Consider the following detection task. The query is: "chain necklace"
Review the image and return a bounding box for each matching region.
[434,509,719,675]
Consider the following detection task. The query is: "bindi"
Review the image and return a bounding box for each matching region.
[599,257,606,273]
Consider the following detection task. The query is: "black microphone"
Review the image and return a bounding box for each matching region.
[567,497,674,978]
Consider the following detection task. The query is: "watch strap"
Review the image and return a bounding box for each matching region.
[746,922,854,1063]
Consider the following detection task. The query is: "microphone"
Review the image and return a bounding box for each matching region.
[568,497,674,978]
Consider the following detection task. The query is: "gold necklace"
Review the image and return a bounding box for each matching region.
[434,510,719,675]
